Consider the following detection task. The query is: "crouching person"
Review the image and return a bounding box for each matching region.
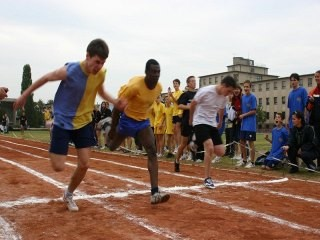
[282,111,320,173]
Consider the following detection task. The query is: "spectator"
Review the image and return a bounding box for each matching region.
[236,80,257,168]
[1,113,9,133]
[168,79,183,154]
[287,73,308,129]
[153,95,166,157]
[174,76,197,172]
[282,111,319,173]
[19,112,28,136]
[164,95,174,158]
[230,85,242,161]
[261,113,289,170]
[306,70,320,170]
[96,101,112,149]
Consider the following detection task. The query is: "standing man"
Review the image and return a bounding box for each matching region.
[189,76,237,188]
[14,39,126,212]
[168,79,183,154]
[174,76,197,172]
[236,80,257,168]
[19,111,28,136]
[287,73,308,129]
[306,70,320,169]
[108,59,170,204]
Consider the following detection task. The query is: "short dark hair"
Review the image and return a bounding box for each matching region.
[221,75,237,88]
[186,76,195,84]
[243,80,251,87]
[145,59,160,72]
[292,110,305,125]
[173,79,180,85]
[275,112,284,120]
[87,39,109,59]
[316,70,320,74]
[290,73,300,81]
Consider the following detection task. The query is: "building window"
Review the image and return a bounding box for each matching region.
[215,79,218,84]
[299,78,303,86]
[256,75,262,81]
[266,112,270,120]
[259,98,262,105]
[252,84,255,92]
[258,84,262,91]
[282,81,286,89]
[266,83,270,90]
[251,67,255,73]
[274,97,278,105]
[274,112,277,119]
[274,82,277,90]
[209,77,212,84]
[282,111,286,119]
[233,74,239,80]
[308,78,313,87]
[266,97,270,105]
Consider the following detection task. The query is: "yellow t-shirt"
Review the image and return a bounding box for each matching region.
[153,102,165,134]
[147,101,156,127]
[43,110,51,121]
[171,90,183,116]
[119,76,162,121]
[164,104,174,134]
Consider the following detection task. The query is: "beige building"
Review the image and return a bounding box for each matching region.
[199,57,315,129]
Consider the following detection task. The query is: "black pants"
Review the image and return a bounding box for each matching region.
[288,147,318,166]
[225,127,234,156]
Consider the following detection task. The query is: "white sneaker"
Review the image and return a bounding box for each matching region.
[235,160,245,167]
[245,162,255,168]
[186,152,193,161]
[212,156,221,163]
[63,190,79,212]
[233,155,242,160]
[173,147,178,154]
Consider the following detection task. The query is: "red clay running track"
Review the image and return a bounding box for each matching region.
[0,135,320,239]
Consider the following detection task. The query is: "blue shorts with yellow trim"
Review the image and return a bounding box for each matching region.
[117,114,150,137]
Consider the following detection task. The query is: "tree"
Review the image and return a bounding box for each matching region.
[256,104,267,129]
[20,64,41,127]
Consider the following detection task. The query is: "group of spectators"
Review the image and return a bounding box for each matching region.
[220,71,320,173]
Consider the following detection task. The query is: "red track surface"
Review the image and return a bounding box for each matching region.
[1,135,320,239]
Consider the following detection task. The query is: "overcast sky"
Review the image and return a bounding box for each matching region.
[1,0,319,103]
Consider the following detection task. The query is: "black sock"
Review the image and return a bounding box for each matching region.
[151,187,159,195]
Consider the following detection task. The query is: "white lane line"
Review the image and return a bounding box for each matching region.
[177,191,320,235]
[0,216,22,240]
[1,157,320,236]
[3,143,320,207]
[0,157,186,240]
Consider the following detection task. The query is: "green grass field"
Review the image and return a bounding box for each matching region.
[3,129,320,181]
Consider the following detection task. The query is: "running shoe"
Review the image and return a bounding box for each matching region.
[63,190,79,212]
[204,177,215,189]
[150,192,170,204]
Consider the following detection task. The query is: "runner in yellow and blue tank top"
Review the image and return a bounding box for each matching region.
[108,59,170,205]
[14,39,126,212]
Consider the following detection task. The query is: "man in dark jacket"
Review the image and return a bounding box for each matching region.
[282,111,319,173]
